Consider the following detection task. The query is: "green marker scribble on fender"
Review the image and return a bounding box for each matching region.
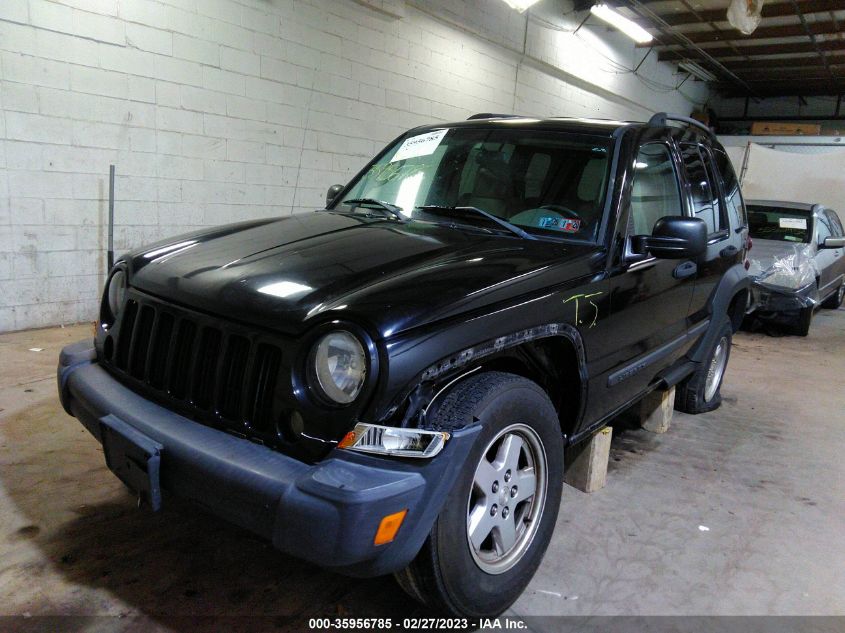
[563,292,603,328]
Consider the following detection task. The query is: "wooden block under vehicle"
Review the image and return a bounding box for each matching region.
[564,426,612,493]
[639,387,675,434]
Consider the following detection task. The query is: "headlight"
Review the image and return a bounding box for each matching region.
[338,423,449,458]
[106,269,127,317]
[310,331,367,404]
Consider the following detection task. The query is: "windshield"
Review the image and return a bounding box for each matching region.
[747,205,812,243]
[336,127,612,241]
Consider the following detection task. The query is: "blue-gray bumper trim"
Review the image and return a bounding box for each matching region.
[57,340,480,577]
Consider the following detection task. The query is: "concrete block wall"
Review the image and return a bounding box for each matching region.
[0,0,707,332]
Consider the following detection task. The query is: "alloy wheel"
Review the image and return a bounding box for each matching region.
[466,423,548,575]
[704,336,728,402]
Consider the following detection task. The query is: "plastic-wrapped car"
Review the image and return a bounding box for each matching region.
[747,200,845,335]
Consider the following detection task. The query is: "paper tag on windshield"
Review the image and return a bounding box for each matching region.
[390,130,448,162]
[779,217,807,229]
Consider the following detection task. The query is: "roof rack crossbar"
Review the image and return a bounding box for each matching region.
[648,112,713,137]
[467,113,520,120]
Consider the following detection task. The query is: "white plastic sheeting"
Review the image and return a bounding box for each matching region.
[747,241,819,294]
[736,143,845,213]
[727,0,765,35]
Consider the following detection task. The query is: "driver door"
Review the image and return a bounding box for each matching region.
[600,139,697,412]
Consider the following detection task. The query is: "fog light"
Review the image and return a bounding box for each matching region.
[338,423,449,458]
[374,509,407,546]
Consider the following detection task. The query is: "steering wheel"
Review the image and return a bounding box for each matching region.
[538,204,582,221]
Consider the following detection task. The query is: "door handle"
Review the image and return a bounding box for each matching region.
[720,245,739,259]
[673,261,697,279]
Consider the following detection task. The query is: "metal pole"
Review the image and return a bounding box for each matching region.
[739,142,752,185]
[108,164,115,270]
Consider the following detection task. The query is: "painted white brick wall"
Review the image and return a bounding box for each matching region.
[0,0,708,332]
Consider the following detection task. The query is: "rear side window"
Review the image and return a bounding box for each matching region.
[712,148,746,231]
[680,143,725,235]
[627,144,683,235]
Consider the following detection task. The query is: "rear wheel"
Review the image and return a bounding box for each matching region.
[821,283,844,309]
[394,372,563,618]
[675,318,733,414]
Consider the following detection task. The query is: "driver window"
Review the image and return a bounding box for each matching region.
[628,144,683,236]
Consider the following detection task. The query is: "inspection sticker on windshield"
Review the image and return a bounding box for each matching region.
[390,130,448,162]
[540,216,581,233]
[779,217,807,229]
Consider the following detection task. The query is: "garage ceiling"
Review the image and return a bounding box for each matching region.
[611,0,845,98]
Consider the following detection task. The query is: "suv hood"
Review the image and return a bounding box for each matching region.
[126,212,599,338]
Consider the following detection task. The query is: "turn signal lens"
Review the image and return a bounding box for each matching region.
[374,509,407,546]
[338,430,357,449]
[337,423,449,458]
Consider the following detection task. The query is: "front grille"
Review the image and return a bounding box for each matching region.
[103,294,286,443]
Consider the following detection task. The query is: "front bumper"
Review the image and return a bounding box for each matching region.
[749,279,819,315]
[58,339,480,577]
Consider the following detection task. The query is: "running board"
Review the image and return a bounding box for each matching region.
[655,360,698,390]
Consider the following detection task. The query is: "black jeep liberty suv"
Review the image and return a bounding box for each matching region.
[58,112,750,618]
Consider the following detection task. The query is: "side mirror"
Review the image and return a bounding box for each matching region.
[820,236,845,249]
[326,184,344,208]
[631,216,708,260]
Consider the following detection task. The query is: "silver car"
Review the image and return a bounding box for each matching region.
[747,200,845,335]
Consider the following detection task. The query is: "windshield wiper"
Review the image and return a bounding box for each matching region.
[338,198,407,223]
[416,205,535,240]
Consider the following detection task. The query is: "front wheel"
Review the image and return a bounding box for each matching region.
[394,372,563,618]
[675,318,733,414]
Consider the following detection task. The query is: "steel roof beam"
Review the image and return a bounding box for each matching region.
[639,0,842,28]
[658,40,845,62]
[639,19,843,46]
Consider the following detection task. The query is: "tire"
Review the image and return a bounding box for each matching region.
[821,283,844,309]
[394,371,564,618]
[675,318,733,414]
[793,305,814,336]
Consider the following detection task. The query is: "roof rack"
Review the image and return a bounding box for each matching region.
[466,113,521,120]
[647,112,714,137]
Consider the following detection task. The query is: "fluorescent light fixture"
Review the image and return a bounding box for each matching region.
[258,281,313,298]
[590,3,654,44]
[500,0,541,12]
[678,61,716,82]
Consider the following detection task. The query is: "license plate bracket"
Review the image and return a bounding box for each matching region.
[99,414,164,511]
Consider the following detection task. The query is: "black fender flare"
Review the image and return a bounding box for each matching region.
[689,263,750,364]
[385,323,589,431]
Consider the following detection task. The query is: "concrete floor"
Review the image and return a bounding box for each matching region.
[1,309,844,629]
